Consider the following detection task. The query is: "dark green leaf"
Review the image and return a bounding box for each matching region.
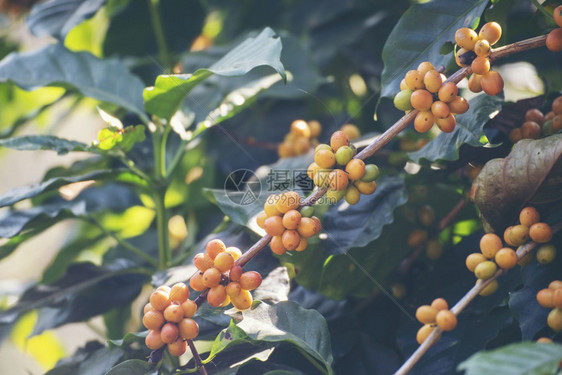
[0,43,147,120]
[0,260,149,337]
[322,176,408,254]
[409,94,504,163]
[508,253,562,340]
[235,301,333,373]
[0,135,91,155]
[471,134,562,231]
[457,342,562,375]
[45,344,123,375]
[0,226,48,263]
[380,0,488,100]
[41,232,105,284]
[26,0,106,39]
[76,347,123,375]
[0,201,85,238]
[143,27,286,119]
[108,331,147,349]
[106,359,151,375]
[188,72,285,139]
[210,301,333,373]
[0,169,133,207]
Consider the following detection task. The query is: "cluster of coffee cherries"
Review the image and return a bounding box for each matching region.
[455,22,504,96]
[536,280,562,332]
[394,61,469,133]
[143,282,198,356]
[415,298,457,344]
[307,131,379,205]
[190,239,262,310]
[546,6,562,52]
[465,207,554,296]
[257,192,321,255]
[509,95,562,143]
[278,119,322,158]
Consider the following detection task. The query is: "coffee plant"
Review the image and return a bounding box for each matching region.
[0,0,561,374]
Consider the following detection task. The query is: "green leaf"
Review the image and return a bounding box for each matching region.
[26,0,106,39]
[0,43,147,121]
[0,260,149,338]
[106,359,151,375]
[508,253,562,340]
[143,27,286,119]
[0,169,132,207]
[380,0,488,100]
[0,135,91,155]
[322,176,408,254]
[409,94,504,163]
[96,125,146,151]
[457,342,562,375]
[470,134,562,232]
[188,72,285,139]
[210,301,333,374]
[237,301,333,373]
[0,201,86,239]
[108,331,147,349]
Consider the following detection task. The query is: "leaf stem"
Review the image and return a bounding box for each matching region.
[147,0,173,72]
[394,222,562,375]
[116,151,152,182]
[295,346,329,375]
[85,216,158,267]
[166,140,187,180]
[187,339,208,375]
[152,125,171,269]
[529,0,553,20]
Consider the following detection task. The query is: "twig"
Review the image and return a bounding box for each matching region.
[395,222,562,375]
[187,339,208,375]
[85,217,158,267]
[398,198,467,274]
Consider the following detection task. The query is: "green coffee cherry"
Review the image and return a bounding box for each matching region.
[542,120,553,136]
[335,146,354,166]
[344,185,360,205]
[361,164,380,182]
[536,244,556,264]
[394,90,414,111]
[326,188,345,204]
[300,206,314,218]
[474,260,497,279]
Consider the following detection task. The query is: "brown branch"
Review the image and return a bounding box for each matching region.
[187,339,208,375]
[395,221,562,375]
[491,35,547,61]
[229,33,547,283]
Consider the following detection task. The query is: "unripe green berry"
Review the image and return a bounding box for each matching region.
[361,164,380,182]
[536,244,556,264]
[335,146,354,166]
[300,206,314,218]
[474,260,497,279]
[394,90,414,111]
